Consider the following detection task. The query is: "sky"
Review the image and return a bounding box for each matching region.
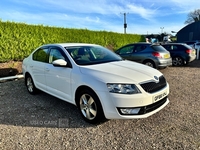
[0,0,200,35]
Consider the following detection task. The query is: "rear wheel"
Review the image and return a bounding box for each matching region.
[25,74,38,94]
[143,60,156,68]
[77,89,105,124]
[172,57,183,66]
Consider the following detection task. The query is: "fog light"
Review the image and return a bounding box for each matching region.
[120,108,141,114]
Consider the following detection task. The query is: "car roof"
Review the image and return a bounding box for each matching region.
[162,43,194,49]
[162,43,186,45]
[123,42,159,46]
[132,42,154,45]
[42,43,99,47]
[133,42,151,44]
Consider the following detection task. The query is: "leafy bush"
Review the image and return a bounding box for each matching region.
[0,20,145,62]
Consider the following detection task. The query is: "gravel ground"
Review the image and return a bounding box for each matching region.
[0,60,200,150]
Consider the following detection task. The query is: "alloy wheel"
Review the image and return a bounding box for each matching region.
[145,62,154,67]
[79,94,97,120]
[27,77,34,93]
[173,57,183,66]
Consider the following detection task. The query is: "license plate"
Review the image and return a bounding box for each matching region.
[164,54,170,58]
[153,91,167,102]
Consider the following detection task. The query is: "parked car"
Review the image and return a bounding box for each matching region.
[162,43,196,66]
[115,42,172,69]
[22,43,170,124]
[194,43,200,59]
[184,41,196,48]
[194,42,200,50]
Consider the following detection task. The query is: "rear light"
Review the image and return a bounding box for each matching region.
[152,52,162,58]
[185,49,192,53]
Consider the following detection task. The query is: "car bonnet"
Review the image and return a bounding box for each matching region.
[79,60,163,84]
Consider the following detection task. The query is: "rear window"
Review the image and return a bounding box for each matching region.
[183,44,194,49]
[163,44,193,50]
[151,45,167,52]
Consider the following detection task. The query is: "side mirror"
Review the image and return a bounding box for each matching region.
[52,59,67,67]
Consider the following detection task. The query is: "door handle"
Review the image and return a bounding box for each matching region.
[45,68,50,72]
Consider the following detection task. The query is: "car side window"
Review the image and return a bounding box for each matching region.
[163,45,171,51]
[33,48,49,62]
[174,46,178,50]
[118,45,134,54]
[134,45,146,52]
[49,48,66,63]
[48,47,72,68]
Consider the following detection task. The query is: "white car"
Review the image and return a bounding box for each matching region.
[22,43,170,124]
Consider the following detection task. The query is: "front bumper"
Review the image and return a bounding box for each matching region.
[98,83,170,119]
[117,96,168,115]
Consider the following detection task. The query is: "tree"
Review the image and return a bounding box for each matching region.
[156,33,167,42]
[185,9,200,24]
[146,34,155,39]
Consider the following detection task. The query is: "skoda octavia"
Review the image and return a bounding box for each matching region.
[22,43,170,124]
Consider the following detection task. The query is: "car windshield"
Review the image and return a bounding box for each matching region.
[65,45,123,65]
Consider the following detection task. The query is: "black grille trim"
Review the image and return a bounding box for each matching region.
[138,97,167,115]
[117,97,167,115]
[140,76,167,93]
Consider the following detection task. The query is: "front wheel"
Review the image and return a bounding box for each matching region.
[77,89,105,124]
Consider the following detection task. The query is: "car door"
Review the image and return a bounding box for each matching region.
[31,47,49,90]
[44,46,73,102]
[116,45,135,60]
[131,45,147,63]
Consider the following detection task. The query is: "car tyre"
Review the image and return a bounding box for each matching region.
[25,74,38,94]
[172,57,183,66]
[77,89,105,124]
[143,60,156,68]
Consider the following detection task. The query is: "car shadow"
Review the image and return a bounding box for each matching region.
[0,68,19,77]
[165,59,200,69]
[185,59,200,68]
[0,79,100,128]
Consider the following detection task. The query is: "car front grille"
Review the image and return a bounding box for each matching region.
[140,76,167,93]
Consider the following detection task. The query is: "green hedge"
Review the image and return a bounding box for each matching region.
[0,20,145,62]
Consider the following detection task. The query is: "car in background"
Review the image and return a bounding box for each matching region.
[162,43,196,66]
[115,42,172,69]
[194,43,200,59]
[194,42,200,50]
[184,41,196,48]
[22,43,170,124]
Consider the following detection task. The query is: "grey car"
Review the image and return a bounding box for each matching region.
[115,42,172,69]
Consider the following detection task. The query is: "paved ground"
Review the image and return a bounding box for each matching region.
[0,60,200,150]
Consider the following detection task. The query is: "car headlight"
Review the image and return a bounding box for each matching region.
[107,84,141,94]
